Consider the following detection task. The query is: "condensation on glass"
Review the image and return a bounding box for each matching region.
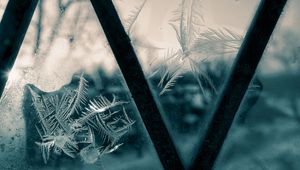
[214,0,300,169]
[0,1,163,170]
[113,0,260,167]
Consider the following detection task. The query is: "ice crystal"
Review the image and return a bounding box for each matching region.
[123,0,147,37]
[154,0,243,97]
[27,73,134,164]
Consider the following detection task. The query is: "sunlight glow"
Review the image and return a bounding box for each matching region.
[7,69,21,82]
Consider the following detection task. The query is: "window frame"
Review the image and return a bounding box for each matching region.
[0,0,288,169]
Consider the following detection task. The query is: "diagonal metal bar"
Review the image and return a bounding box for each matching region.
[190,0,288,169]
[0,0,38,97]
[90,0,184,169]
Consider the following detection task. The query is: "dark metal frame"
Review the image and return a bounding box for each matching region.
[0,0,287,170]
[190,1,287,169]
[0,0,38,94]
[90,0,184,169]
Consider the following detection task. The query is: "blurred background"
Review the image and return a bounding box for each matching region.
[0,0,300,169]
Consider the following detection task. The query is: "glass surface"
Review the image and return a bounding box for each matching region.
[0,1,163,169]
[0,0,8,20]
[215,0,300,169]
[114,0,260,167]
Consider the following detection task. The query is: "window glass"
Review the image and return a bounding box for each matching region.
[0,0,8,20]
[215,0,300,169]
[0,1,163,169]
[114,0,260,167]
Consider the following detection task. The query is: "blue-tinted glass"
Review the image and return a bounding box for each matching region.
[215,0,300,169]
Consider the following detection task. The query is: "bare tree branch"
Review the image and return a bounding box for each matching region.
[33,0,43,55]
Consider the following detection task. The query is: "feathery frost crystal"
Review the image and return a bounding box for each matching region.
[28,73,134,164]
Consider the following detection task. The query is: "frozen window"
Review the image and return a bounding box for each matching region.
[0,1,163,169]
[0,0,8,20]
[215,0,300,169]
[0,0,291,169]
[113,0,259,167]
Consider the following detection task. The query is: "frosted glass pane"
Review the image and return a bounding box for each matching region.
[215,0,300,169]
[114,0,260,167]
[0,0,8,21]
[0,1,163,169]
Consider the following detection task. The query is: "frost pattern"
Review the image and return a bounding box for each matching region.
[28,74,134,164]
[152,0,243,97]
[123,0,147,37]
